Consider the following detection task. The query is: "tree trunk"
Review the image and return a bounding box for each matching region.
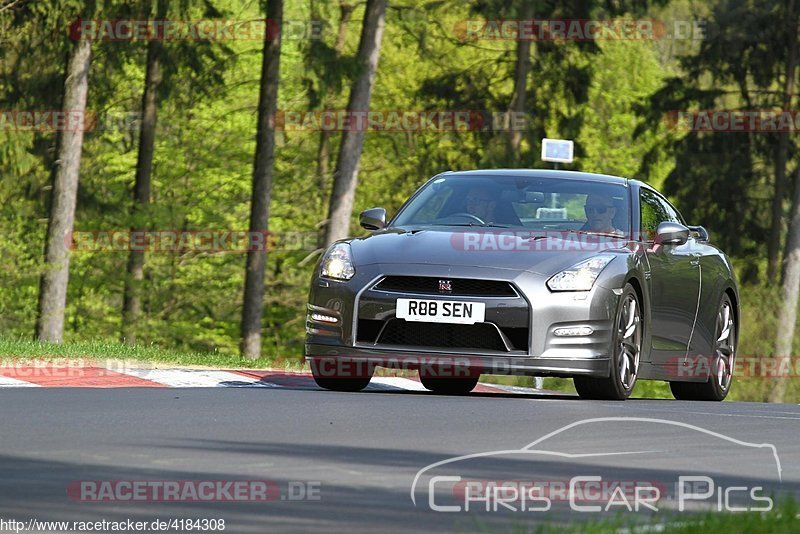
[768,0,798,282]
[316,1,354,213]
[240,0,284,359]
[121,0,166,344]
[771,166,800,403]
[317,1,354,247]
[507,2,533,161]
[323,0,387,246]
[35,37,91,342]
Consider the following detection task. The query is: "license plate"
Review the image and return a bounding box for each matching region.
[395,298,485,324]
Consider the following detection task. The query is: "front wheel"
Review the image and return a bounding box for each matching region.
[670,294,735,402]
[311,358,373,392]
[574,283,642,400]
[420,374,480,395]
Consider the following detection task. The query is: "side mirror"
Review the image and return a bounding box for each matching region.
[359,207,387,231]
[687,225,709,242]
[655,221,690,246]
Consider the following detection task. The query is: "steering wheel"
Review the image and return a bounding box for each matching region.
[446,212,486,225]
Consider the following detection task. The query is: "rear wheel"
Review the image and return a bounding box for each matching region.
[670,294,735,401]
[311,359,373,392]
[419,374,480,395]
[574,284,642,400]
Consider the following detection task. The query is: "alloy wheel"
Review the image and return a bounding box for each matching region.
[617,293,642,390]
[714,300,735,391]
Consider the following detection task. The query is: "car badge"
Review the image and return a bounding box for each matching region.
[438,279,452,293]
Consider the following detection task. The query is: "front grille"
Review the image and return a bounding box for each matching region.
[499,327,528,350]
[358,319,528,351]
[356,319,383,344]
[373,276,516,297]
[375,319,508,351]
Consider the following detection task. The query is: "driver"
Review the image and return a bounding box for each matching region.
[464,185,497,222]
[583,193,623,234]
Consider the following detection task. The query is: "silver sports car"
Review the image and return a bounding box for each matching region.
[305,170,739,401]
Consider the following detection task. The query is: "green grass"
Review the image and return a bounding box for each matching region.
[464,498,799,533]
[0,337,303,370]
[522,498,800,533]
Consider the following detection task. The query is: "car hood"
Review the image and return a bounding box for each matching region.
[347,228,630,276]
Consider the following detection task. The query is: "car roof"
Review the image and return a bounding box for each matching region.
[441,169,630,186]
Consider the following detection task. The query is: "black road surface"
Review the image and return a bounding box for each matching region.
[1,387,798,532]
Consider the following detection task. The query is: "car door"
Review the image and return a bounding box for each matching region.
[639,188,701,367]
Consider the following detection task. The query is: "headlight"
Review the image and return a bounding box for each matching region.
[547,254,615,291]
[320,243,355,280]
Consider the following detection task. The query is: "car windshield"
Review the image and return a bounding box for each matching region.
[391,175,631,235]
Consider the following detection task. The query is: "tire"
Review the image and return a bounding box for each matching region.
[670,294,735,402]
[311,358,373,392]
[574,283,642,401]
[419,374,480,395]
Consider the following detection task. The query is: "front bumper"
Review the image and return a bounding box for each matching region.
[305,344,610,377]
[305,263,618,378]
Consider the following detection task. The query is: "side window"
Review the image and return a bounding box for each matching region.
[640,189,671,241]
[659,197,684,225]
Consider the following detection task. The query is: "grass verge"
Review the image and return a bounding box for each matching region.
[527,497,799,533]
[0,337,301,370]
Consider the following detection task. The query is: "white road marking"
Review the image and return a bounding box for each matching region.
[369,376,429,391]
[623,405,800,421]
[0,376,40,387]
[114,369,278,388]
[486,384,552,394]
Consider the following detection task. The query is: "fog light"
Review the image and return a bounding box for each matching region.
[310,313,338,324]
[553,326,593,337]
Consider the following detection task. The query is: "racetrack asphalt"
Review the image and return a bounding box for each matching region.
[0,386,798,532]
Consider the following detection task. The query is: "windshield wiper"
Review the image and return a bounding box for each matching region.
[571,230,627,238]
[433,223,513,228]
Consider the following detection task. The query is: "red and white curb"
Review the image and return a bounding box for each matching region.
[0,364,542,394]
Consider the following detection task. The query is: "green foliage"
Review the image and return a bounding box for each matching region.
[639,0,799,278]
[525,496,799,533]
[0,336,298,369]
[0,0,796,404]
[581,39,674,187]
